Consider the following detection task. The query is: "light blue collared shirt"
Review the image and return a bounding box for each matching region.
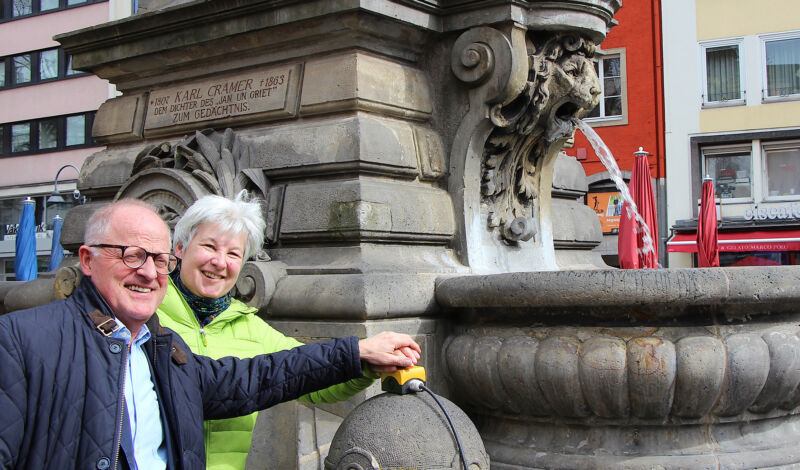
[111,321,167,470]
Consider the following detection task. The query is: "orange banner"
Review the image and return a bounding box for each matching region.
[588,192,623,234]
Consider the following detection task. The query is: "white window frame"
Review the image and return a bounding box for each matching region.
[761,139,800,202]
[699,38,746,108]
[584,47,628,127]
[701,143,754,204]
[760,30,800,103]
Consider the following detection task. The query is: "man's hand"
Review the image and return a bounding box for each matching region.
[358,331,421,373]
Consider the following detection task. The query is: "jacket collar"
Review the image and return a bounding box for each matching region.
[72,277,161,339]
[72,276,188,364]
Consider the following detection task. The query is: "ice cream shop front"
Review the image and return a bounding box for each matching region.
[668,203,800,267]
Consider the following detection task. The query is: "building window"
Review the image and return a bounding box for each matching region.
[763,141,800,199]
[585,48,628,126]
[0,112,97,156]
[10,123,30,153]
[38,119,57,149]
[700,39,744,106]
[66,115,85,146]
[12,0,32,16]
[762,32,800,101]
[12,53,31,85]
[702,145,752,201]
[1,0,106,21]
[1,47,86,89]
[38,48,58,80]
[65,55,80,76]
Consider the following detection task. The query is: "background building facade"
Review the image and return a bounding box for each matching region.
[0,0,132,279]
[663,0,800,267]
[565,0,666,267]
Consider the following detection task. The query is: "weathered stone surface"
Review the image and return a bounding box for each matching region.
[60,201,107,251]
[76,145,144,198]
[244,115,424,178]
[444,321,800,422]
[436,267,800,320]
[279,178,454,244]
[300,52,431,120]
[93,94,146,143]
[478,415,800,470]
[552,151,590,194]
[713,334,770,416]
[627,336,676,419]
[672,336,725,418]
[579,337,628,418]
[550,198,603,249]
[269,273,441,320]
[750,331,800,413]
[325,392,489,470]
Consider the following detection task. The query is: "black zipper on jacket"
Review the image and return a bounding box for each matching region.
[147,330,182,469]
[113,343,128,470]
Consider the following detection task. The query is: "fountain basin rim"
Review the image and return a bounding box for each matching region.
[435,266,800,320]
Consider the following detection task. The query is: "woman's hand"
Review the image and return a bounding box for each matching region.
[358,331,421,373]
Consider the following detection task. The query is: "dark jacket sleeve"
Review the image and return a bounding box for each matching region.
[198,336,363,420]
[0,317,25,469]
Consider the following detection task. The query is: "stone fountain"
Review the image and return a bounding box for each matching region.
[5,0,793,468]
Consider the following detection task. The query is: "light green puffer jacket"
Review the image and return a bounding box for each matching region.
[157,278,375,470]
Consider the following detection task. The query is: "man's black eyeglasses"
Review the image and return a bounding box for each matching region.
[90,244,178,275]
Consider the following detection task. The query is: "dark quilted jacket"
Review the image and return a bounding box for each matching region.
[0,278,362,470]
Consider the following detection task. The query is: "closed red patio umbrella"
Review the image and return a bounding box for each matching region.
[617,201,639,269]
[618,148,659,269]
[697,176,720,267]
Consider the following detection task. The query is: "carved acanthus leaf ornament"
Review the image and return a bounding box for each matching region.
[130,128,268,226]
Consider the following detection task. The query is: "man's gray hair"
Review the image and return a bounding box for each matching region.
[173,190,266,259]
[84,199,163,246]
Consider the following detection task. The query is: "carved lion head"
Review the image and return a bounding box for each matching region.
[527,33,601,142]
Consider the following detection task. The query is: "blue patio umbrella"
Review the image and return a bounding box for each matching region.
[14,197,38,281]
[48,215,64,272]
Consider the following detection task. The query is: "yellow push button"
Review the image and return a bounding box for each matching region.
[381,366,426,394]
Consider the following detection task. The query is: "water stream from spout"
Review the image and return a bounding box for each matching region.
[574,119,658,263]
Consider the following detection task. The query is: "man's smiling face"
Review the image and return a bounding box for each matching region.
[79,204,170,335]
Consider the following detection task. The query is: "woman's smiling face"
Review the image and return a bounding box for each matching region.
[175,222,248,299]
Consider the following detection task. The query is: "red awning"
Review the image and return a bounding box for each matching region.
[667,229,800,253]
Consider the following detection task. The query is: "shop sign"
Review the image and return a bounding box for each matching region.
[4,223,47,234]
[744,203,800,221]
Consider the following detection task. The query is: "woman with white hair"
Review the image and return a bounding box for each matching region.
[157,190,394,470]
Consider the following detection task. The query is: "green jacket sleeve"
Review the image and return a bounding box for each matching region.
[257,320,376,404]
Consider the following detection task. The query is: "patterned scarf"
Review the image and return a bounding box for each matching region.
[171,269,231,326]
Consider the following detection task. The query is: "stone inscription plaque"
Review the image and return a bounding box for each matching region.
[144,65,298,132]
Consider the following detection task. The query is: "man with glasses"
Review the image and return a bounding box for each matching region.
[0,199,420,470]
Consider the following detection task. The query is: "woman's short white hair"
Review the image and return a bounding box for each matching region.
[173,190,266,259]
